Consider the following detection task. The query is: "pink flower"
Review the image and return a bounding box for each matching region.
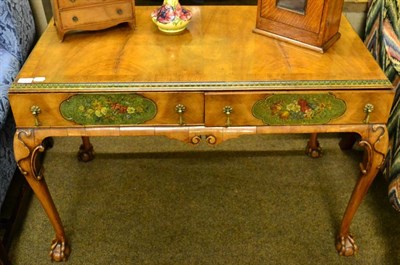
[155,4,175,23]
[179,7,192,21]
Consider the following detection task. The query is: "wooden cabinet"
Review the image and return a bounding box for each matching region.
[52,0,135,41]
[254,0,344,52]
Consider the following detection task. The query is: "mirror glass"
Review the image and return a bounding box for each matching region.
[277,0,307,14]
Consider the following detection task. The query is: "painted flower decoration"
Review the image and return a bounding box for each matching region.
[252,94,346,125]
[152,4,176,24]
[176,5,192,21]
[271,98,322,120]
[151,0,192,33]
[152,3,192,24]
[60,94,157,125]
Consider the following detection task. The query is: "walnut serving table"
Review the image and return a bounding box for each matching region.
[9,6,394,261]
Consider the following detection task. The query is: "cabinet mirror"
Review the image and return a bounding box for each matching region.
[277,0,307,14]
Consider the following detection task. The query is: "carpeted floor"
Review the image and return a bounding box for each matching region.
[8,134,400,264]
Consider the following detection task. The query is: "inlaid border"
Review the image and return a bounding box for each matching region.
[11,79,392,92]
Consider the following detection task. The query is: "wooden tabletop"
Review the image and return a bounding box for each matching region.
[13,5,390,92]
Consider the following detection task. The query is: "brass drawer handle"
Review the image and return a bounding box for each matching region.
[30,105,41,127]
[223,106,233,127]
[175,104,186,126]
[72,16,79,22]
[117,8,123,15]
[363,103,374,123]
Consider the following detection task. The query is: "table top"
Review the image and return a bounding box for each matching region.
[11,5,391,93]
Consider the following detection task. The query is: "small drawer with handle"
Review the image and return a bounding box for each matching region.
[60,1,133,29]
[204,91,394,127]
[57,0,117,9]
[9,92,204,128]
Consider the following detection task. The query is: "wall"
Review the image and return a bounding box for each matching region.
[343,0,368,38]
[29,0,52,37]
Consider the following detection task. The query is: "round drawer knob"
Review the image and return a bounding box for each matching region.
[72,16,79,22]
[117,8,123,15]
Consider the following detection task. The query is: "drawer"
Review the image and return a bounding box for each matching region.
[9,92,204,127]
[204,91,394,126]
[60,1,134,29]
[58,0,126,9]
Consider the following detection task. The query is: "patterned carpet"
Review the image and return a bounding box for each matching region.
[8,134,400,264]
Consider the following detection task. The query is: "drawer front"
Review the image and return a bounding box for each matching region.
[204,91,394,126]
[9,92,204,127]
[58,0,126,9]
[60,2,133,29]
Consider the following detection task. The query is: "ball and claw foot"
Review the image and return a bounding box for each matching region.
[49,238,70,262]
[336,234,358,256]
[78,143,94,162]
[305,140,322,158]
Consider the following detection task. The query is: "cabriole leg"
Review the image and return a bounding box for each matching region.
[78,136,94,162]
[13,130,70,261]
[306,133,322,158]
[336,125,389,256]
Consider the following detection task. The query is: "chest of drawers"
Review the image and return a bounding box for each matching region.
[52,0,135,41]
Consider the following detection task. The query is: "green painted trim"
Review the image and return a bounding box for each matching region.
[252,94,347,125]
[60,94,157,125]
[11,79,392,92]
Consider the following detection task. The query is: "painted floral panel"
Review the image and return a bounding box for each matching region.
[252,94,346,125]
[60,94,157,125]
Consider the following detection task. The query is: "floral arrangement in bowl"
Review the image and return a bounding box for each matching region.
[151,0,192,34]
